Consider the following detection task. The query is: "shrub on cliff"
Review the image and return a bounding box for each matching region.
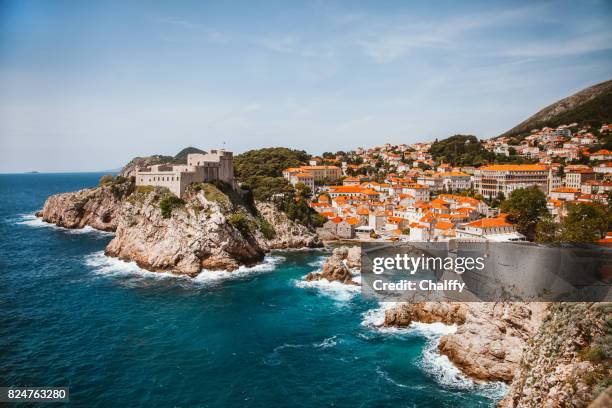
[228,211,255,235]
[280,193,325,229]
[256,217,276,239]
[159,195,185,218]
[99,174,114,186]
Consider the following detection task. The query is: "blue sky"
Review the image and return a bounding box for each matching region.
[0,0,611,172]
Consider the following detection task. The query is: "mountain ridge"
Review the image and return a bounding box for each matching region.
[500,79,612,138]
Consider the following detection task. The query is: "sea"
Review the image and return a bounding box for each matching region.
[0,173,507,407]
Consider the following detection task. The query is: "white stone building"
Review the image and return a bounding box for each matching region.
[135,149,234,197]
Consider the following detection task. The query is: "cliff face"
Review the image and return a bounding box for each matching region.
[255,202,321,250]
[37,180,133,231]
[37,181,321,275]
[384,302,548,382]
[105,186,266,275]
[500,302,611,408]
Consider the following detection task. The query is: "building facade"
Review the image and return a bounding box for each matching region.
[135,149,234,197]
[283,165,342,187]
[473,164,549,198]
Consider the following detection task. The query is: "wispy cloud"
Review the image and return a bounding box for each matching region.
[501,31,612,58]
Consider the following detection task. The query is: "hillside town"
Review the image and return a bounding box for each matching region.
[281,123,612,243]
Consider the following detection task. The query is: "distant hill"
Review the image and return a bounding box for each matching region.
[173,147,206,163]
[500,79,612,138]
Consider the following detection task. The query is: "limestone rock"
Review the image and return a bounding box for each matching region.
[383,302,547,383]
[37,180,133,231]
[500,302,611,408]
[305,246,360,285]
[255,202,321,250]
[384,302,468,327]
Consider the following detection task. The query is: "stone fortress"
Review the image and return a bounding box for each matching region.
[135,149,234,197]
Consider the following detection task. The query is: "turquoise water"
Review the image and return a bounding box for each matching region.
[0,173,505,407]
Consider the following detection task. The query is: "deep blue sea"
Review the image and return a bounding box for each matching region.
[0,173,506,407]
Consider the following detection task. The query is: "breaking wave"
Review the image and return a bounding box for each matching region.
[362,303,507,399]
[294,278,360,302]
[16,214,115,236]
[84,251,285,285]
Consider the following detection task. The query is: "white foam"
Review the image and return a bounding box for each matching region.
[361,303,506,398]
[420,333,508,398]
[376,366,425,390]
[360,302,399,329]
[294,277,360,302]
[85,251,285,285]
[17,214,115,236]
[313,335,338,349]
[193,255,285,284]
[85,251,184,281]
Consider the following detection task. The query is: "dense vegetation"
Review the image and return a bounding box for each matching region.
[234,147,310,201]
[499,187,610,243]
[278,184,325,229]
[500,187,549,241]
[429,135,535,166]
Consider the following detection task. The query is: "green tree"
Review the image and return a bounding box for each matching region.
[500,187,549,241]
[535,216,559,243]
[558,203,609,243]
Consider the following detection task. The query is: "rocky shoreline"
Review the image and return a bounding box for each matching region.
[37,179,321,276]
[304,246,360,285]
[383,301,611,406]
[305,246,611,407]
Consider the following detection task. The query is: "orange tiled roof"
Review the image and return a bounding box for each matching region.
[357,208,369,216]
[435,220,453,230]
[551,187,580,193]
[329,186,364,194]
[478,164,548,171]
[465,217,512,228]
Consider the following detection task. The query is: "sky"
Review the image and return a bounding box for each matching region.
[0,0,611,173]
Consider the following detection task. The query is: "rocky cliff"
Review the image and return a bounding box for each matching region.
[255,202,321,250]
[37,180,133,231]
[384,302,548,382]
[305,246,360,284]
[500,302,611,408]
[104,185,266,275]
[37,179,320,275]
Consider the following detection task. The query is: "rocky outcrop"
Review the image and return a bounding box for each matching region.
[384,302,468,327]
[105,186,265,275]
[37,180,321,276]
[36,180,133,231]
[500,302,611,408]
[438,302,547,383]
[305,246,360,284]
[255,202,321,250]
[384,302,548,383]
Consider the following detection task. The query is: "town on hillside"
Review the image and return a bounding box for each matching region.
[282,123,612,244]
